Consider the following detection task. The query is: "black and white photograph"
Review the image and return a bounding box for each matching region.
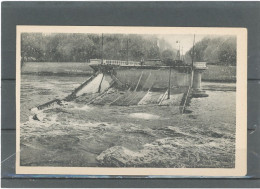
[16,26,247,176]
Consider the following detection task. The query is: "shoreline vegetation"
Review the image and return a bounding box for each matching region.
[21,33,236,66]
[21,33,237,82]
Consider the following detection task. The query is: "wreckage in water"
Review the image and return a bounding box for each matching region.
[36,59,208,113]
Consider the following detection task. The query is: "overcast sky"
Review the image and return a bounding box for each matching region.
[159,34,207,54]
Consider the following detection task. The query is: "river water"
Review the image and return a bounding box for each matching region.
[20,74,236,168]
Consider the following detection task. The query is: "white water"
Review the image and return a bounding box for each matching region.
[20,75,236,168]
[129,113,160,120]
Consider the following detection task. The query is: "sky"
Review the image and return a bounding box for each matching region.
[159,34,206,54]
[160,34,236,54]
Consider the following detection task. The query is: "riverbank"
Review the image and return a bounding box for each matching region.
[22,62,93,76]
[22,62,236,83]
[202,65,236,82]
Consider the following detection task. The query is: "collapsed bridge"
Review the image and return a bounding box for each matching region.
[36,59,208,113]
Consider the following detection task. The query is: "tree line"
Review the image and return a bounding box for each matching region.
[21,33,177,63]
[185,36,236,66]
[21,33,236,66]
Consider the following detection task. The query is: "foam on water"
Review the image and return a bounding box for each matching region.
[30,107,39,114]
[71,104,93,111]
[129,113,160,120]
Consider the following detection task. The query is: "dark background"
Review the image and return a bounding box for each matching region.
[1,1,260,187]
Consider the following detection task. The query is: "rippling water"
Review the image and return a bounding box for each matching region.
[20,75,88,123]
[20,74,236,168]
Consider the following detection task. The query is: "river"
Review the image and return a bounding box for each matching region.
[20,74,236,168]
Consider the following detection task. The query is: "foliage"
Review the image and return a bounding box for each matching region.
[21,33,176,63]
[161,49,175,65]
[185,36,236,66]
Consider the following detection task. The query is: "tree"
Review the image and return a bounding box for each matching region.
[187,38,210,62]
[161,49,175,65]
[21,33,177,63]
[218,37,236,65]
[185,36,236,66]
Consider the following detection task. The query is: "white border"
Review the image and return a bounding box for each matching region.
[16,26,247,176]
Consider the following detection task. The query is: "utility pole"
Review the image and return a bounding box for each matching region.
[190,34,196,88]
[126,37,129,64]
[179,42,181,60]
[101,33,104,64]
[182,46,184,61]
[191,34,196,69]
[167,66,172,99]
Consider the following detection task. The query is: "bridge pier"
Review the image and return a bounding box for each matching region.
[192,62,208,98]
[193,69,203,90]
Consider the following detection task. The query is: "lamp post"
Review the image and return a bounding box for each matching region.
[176,40,181,60]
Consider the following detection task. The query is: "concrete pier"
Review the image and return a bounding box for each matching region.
[192,62,208,98]
[193,69,203,90]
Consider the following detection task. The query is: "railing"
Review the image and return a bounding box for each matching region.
[104,59,140,66]
[194,62,207,69]
[90,59,140,66]
[89,59,193,70]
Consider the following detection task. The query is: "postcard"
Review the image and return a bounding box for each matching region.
[16,26,247,176]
